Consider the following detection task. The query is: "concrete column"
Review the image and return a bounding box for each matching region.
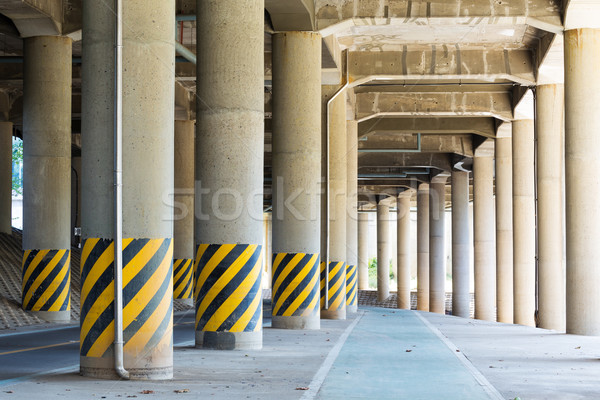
[263,213,272,290]
[512,119,536,327]
[346,120,358,313]
[320,86,347,320]
[22,36,71,323]
[564,29,600,335]
[377,200,390,302]
[451,170,470,318]
[173,120,194,304]
[429,179,447,315]
[537,84,565,332]
[0,122,11,234]
[271,31,321,330]
[195,0,264,348]
[397,192,412,309]
[495,133,514,324]
[357,212,369,290]
[417,183,429,311]
[81,1,175,379]
[473,144,496,321]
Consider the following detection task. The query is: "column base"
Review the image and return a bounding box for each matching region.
[174,298,193,307]
[321,307,346,320]
[32,310,71,323]
[80,357,173,380]
[196,330,262,350]
[272,315,319,330]
[346,304,358,314]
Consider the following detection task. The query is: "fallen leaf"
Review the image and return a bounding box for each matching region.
[141,390,154,394]
[295,387,309,391]
[174,389,189,394]
[575,346,581,349]
[405,350,412,353]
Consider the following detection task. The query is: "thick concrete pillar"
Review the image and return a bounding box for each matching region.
[377,200,390,302]
[512,119,536,327]
[451,170,470,318]
[263,213,272,290]
[537,84,565,332]
[397,192,412,309]
[564,29,600,335]
[320,86,347,320]
[357,212,369,290]
[429,179,447,315]
[195,0,264,348]
[417,183,429,311]
[0,122,11,234]
[81,0,174,379]
[173,121,194,304]
[346,120,358,313]
[271,32,321,330]
[22,36,71,323]
[495,131,514,324]
[473,143,496,321]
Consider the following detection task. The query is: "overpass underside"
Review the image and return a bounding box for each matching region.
[0,0,597,391]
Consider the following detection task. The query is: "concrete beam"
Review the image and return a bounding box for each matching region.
[359,152,453,172]
[359,134,473,157]
[348,49,535,86]
[266,0,314,31]
[356,91,513,121]
[565,0,600,30]
[358,117,496,139]
[0,0,82,38]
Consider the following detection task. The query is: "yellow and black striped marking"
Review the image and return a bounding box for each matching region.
[80,238,173,359]
[194,244,262,333]
[271,253,319,317]
[346,264,358,307]
[22,249,71,312]
[320,261,346,311]
[173,259,193,300]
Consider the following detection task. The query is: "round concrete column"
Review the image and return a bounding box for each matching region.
[22,36,72,323]
[397,192,412,309]
[429,180,447,315]
[346,120,358,313]
[357,212,369,290]
[320,87,347,320]
[377,200,390,302]
[495,135,514,324]
[564,29,600,335]
[512,119,536,327]
[417,183,430,311]
[0,122,12,234]
[537,84,565,332]
[271,32,321,330]
[263,213,272,289]
[451,170,470,318]
[173,120,194,304]
[195,0,264,348]
[473,150,496,321]
[81,0,175,379]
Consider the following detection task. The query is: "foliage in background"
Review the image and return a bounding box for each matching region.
[367,257,396,289]
[12,139,23,196]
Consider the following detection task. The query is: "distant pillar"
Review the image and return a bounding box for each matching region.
[271,31,321,330]
[397,192,412,309]
[429,179,447,315]
[346,120,358,313]
[173,121,194,304]
[537,84,565,332]
[81,0,175,379]
[320,86,347,320]
[473,143,496,321]
[195,0,264,348]
[0,122,11,234]
[512,119,536,327]
[564,28,600,335]
[22,36,72,323]
[495,131,514,324]
[451,170,470,318]
[357,212,369,290]
[376,200,390,302]
[417,183,429,311]
[263,213,272,289]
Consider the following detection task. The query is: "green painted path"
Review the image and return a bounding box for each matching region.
[316,308,499,400]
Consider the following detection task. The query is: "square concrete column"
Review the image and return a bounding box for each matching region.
[429,178,448,315]
[536,84,565,332]
[512,119,536,327]
[417,183,429,311]
[473,141,496,321]
[397,191,412,309]
[564,28,600,335]
[451,170,470,318]
[495,127,514,324]
[0,122,11,234]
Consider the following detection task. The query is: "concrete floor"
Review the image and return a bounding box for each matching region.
[2,307,600,399]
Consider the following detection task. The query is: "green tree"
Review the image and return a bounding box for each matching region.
[12,139,23,196]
